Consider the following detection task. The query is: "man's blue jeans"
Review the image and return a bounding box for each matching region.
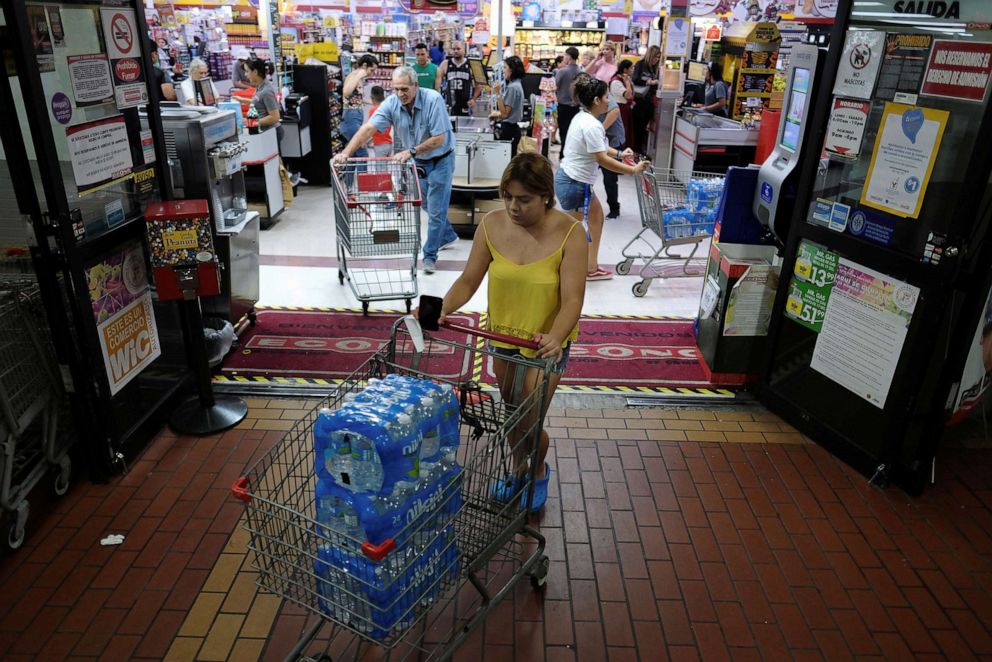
[418,152,457,263]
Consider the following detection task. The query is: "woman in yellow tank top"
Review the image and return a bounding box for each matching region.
[436,153,587,511]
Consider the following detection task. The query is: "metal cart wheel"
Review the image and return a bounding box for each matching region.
[616,259,632,276]
[7,519,25,550]
[51,457,71,498]
[405,299,412,314]
[338,270,345,285]
[632,280,650,298]
[362,301,370,316]
[247,310,257,326]
[529,555,550,588]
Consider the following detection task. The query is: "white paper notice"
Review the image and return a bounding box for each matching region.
[67,54,114,106]
[861,103,948,219]
[810,259,920,409]
[665,17,691,58]
[66,116,133,195]
[833,30,885,100]
[723,265,779,337]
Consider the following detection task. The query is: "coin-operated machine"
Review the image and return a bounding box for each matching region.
[145,200,246,435]
[753,45,824,246]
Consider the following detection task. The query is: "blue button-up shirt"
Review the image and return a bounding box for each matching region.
[369,87,454,160]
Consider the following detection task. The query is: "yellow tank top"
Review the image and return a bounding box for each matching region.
[483,219,581,358]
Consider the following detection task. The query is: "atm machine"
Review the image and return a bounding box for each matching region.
[753,45,823,246]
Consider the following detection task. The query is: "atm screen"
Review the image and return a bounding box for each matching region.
[780,67,810,152]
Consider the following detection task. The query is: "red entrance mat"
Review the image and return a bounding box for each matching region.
[478,316,712,388]
[220,307,482,382]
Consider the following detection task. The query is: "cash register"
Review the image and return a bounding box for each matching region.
[683,60,708,107]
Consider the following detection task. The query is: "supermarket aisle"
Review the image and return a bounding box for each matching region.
[1,398,992,660]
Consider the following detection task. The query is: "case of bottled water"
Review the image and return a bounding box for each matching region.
[311,376,464,641]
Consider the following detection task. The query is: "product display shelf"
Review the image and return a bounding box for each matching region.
[294,63,341,186]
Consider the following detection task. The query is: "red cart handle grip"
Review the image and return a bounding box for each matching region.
[439,321,541,351]
[231,477,250,502]
[362,538,396,561]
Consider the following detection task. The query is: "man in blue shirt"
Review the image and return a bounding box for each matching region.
[334,66,458,274]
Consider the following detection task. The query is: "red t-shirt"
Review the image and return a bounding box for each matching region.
[369,104,393,146]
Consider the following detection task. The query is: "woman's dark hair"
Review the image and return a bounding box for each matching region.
[709,61,724,82]
[573,73,608,109]
[357,54,379,69]
[499,153,556,211]
[617,59,633,75]
[246,58,267,78]
[504,55,525,81]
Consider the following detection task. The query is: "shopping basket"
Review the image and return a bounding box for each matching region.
[618,167,725,297]
[332,158,423,315]
[232,316,555,660]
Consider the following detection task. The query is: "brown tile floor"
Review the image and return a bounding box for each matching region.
[2,399,992,660]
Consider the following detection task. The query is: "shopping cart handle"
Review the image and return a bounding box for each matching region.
[440,321,541,351]
[231,477,250,502]
[362,538,396,561]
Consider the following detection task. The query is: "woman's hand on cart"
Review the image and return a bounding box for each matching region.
[534,333,564,362]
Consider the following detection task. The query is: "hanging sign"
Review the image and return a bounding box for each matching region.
[832,30,884,100]
[67,54,115,106]
[824,98,870,159]
[665,18,692,58]
[920,40,992,103]
[861,102,948,219]
[66,116,134,196]
[87,242,161,396]
[810,259,920,409]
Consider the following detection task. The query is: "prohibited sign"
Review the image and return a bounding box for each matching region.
[101,8,138,59]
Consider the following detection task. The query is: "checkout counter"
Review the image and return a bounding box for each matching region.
[672,108,759,173]
[449,113,512,236]
[243,128,285,229]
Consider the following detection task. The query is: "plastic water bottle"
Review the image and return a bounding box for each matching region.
[313,407,336,482]
[350,432,384,492]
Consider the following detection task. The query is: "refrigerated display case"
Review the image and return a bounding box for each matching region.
[758,0,992,494]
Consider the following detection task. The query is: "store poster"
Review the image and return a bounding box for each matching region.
[832,30,884,100]
[875,33,933,103]
[785,240,838,333]
[952,286,992,418]
[66,116,134,196]
[87,242,160,396]
[824,98,870,159]
[723,264,780,337]
[100,7,148,109]
[27,5,55,73]
[665,18,691,58]
[810,259,920,409]
[793,0,837,19]
[861,102,949,219]
[921,40,992,103]
[67,54,115,107]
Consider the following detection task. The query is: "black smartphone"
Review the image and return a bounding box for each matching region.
[419,295,443,331]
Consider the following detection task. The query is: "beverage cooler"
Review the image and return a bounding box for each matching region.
[758,0,992,494]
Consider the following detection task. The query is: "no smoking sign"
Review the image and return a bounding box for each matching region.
[110,14,132,53]
[101,8,137,59]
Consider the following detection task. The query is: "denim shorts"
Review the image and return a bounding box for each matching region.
[489,341,572,375]
[555,168,594,212]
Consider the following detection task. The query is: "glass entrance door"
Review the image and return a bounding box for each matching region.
[1,0,191,479]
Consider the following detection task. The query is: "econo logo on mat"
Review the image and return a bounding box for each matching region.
[569,343,700,361]
[245,335,455,355]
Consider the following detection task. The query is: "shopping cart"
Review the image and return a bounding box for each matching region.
[232,317,554,660]
[618,167,725,297]
[0,277,70,549]
[332,159,423,315]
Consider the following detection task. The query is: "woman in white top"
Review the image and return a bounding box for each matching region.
[178,58,218,106]
[554,74,650,280]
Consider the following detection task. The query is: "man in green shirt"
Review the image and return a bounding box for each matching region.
[412,43,439,92]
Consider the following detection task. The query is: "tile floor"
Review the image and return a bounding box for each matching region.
[259,172,709,318]
[2,398,992,661]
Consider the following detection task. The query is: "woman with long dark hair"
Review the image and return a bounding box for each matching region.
[341,54,379,159]
[491,55,526,156]
[555,74,650,280]
[698,61,729,117]
[610,59,635,151]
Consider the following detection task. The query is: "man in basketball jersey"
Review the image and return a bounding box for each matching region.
[436,41,481,116]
